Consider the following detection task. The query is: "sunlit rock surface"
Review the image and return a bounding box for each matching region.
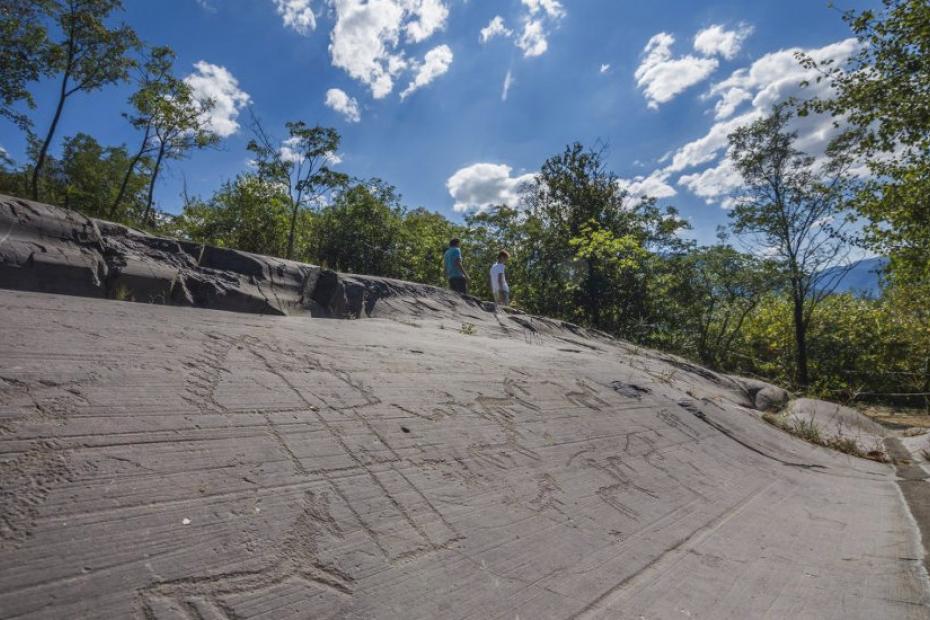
[1,195,929,619]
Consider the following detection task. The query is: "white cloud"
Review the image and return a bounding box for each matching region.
[279,136,304,164]
[501,69,513,101]
[329,0,406,99]
[279,136,343,166]
[480,15,511,43]
[184,61,251,138]
[404,0,449,43]
[522,0,565,19]
[709,38,859,120]
[712,86,752,120]
[273,0,316,34]
[517,19,549,57]
[665,110,759,173]
[328,0,450,99]
[678,158,742,205]
[614,38,862,210]
[512,0,565,58]
[659,38,860,206]
[617,171,677,200]
[446,163,536,213]
[400,44,453,99]
[280,136,342,168]
[324,88,361,122]
[693,24,753,60]
[599,63,610,74]
[635,33,718,109]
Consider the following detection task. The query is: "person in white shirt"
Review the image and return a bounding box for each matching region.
[489,250,510,306]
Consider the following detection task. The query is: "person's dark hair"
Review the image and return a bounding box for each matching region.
[449,238,460,247]
[498,250,510,260]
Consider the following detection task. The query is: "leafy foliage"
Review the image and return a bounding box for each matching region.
[0,0,52,129]
[124,46,218,225]
[728,104,856,386]
[173,174,300,257]
[799,0,930,298]
[0,132,149,221]
[247,119,349,260]
[309,179,406,276]
[29,0,140,200]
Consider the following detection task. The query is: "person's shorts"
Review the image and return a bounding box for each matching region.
[449,277,468,295]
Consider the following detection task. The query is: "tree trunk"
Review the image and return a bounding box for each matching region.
[142,140,166,227]
[792,286,809,388]
[31,75,69,201]
[112,125,151,219]
[286,202,298,260]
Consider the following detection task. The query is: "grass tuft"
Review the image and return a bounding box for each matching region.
[762,412,887,463]
[113,285,133,302]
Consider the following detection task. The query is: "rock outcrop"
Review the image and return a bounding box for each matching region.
[0,193,610,337]
[2,195,929,619]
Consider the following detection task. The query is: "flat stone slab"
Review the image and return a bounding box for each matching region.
[1,290,929,619]
[784,397,889,455]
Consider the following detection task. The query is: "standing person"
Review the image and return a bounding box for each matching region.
[490,250,510,306]
[443,238,469,295]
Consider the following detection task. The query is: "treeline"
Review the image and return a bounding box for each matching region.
[0,1,928,405]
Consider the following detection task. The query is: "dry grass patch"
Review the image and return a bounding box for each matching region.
[762,413,888,463]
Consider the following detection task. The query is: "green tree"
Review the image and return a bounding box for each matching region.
[175,174,296,257]
[397,207,462,286]
[137,71,218,226]
[519,142,687,336]
[247,118,348,260]
[0,0,52,129]
[798,0,930,290]
[116,45,214,222]
[309,179,405,276]
[463,205,530,302]
[567,222,655,337]
[727,104,856,387]
[658,241,774,367]
[29,0,139,201]
[2,132,150,220]
[56,132,147,219]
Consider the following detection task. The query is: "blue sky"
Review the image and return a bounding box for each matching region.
[0,0,877,246]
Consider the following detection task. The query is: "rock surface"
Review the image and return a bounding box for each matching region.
[782,398,889,455]
[0,193,598,333]
[729,376,791,412]
[1,197,930,618]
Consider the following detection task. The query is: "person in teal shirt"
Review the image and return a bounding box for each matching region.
[443,238,469,295]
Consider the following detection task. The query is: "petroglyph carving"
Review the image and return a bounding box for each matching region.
[611,381,652,399]
[565,379,610,411]
[0,441,76,547]
[657,408,701,441]
[587,454,659,521]
[180,333,235,415]
[138,489,353,619]
[528,473,567,517]
[241,341,461,560]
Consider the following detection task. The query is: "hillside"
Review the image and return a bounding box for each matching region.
[1,195,929,619]
[820,256,888,297]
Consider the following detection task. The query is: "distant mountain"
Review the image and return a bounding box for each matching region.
[818,257,888,297]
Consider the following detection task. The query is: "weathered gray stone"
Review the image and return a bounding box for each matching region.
[783,397,888,456]
[2,196,929,619]
[728,375,791,412]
